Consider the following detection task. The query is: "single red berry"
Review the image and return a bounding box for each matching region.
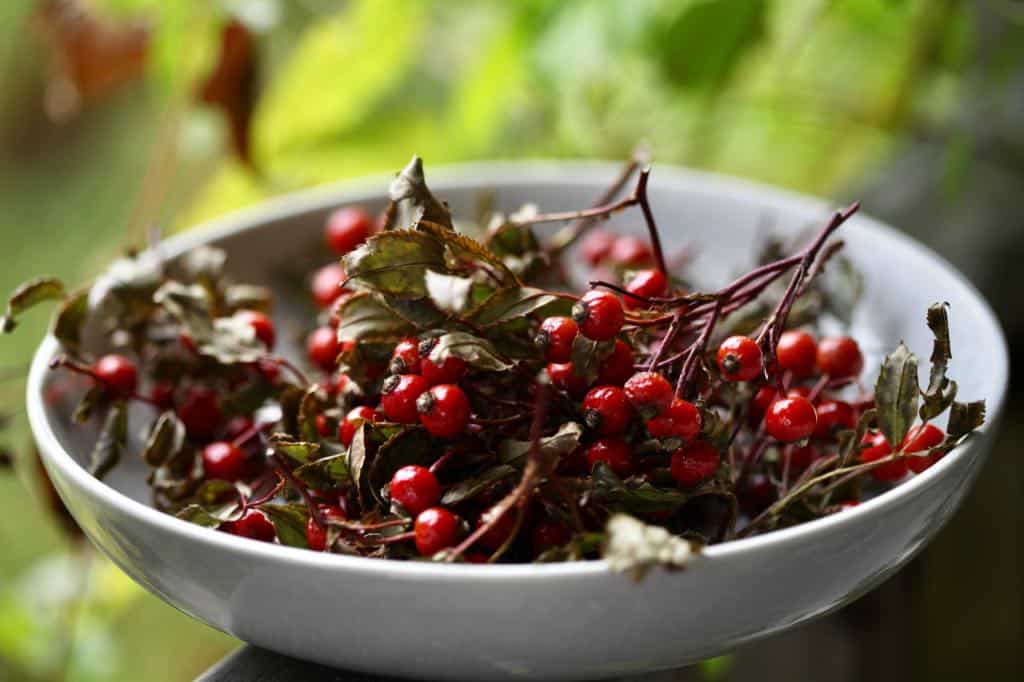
[390,465,441,516]
[609,235,652,266]
[93,354,138,397]
[306,327,341,372]
[325,206,372,255]
[257,358,281,384]
[623,269,667,310]
[338,406,377,446]
[717,336,763,382]
[389,337,421,375]
[787,386,812,400]
[572,290,624,341]
[579,229,616,266]
[817,336,864,379]
[311,263,347,309]
[417,384,470,438]
[305,505,347,552]
[623,371,673,418]
[776,330,817,378]
[222,509,276,542]
[646,398,702,440]
[861,431,906,481]
[315,414,331,437]
[536,316,578,363]
[586,437,634,477]
[839,499,860,510]
[596,339,634,386]
[780,444,817,473]
[670,440,720,487]
[202,442,248,481]
[235,310,275,350]
[421,355,467,385]
[766,396,817,442]
[414,507,460,556]
[751,386,777,419]
[177,387,223,440]
[902,423,945,474]
[150,382,175,409]
[531,520,572,554]
[583,386,633,435]
[813,400,856,439]
[547,362,589,396]
[380,374,430,424]
[739,473,776,516]
[477,504,519,551]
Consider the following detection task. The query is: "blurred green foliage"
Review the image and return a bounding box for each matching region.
[0,0,1001,680]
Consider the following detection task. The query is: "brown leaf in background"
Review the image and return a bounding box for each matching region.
[32,0,150,123]
[199,19,258,167]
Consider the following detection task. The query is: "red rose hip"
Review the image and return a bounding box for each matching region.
[861,431,906,481]
[596,339,634,386]
[623,371,673,417]
[817,336,864,379]
[93,354,138,397]
[901,423,945,474]
[414,507,460,556]
[572,290,624,341]
[306,326,341,372]
[202,441,248,481]
[536,316,578,363]
[765,396,817,442]
[421,355,467,385]
[623,269,667,309]
[310,263,347,309]
[582,386,633,435]
[338,406,377,446]
[381,374,431,424]
[586,437,634,477]
[390,465,441,516]
[389,337,421,374]
[417,384,470,438]
[670,440,720,487]
[222,509,276,542]
[646,398,702,440]
[235,310,275,350]
[325,206,372,255]
[717,336,763,382]
[776,330,816,378]
[813,400,856,439]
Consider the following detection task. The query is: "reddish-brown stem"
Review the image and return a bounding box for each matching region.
[271,356,311,387]
[675,297,722,398]
[634,167,668,276]
[273,452,324,529]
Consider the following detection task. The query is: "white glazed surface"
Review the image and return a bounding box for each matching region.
[28,163,1008,680]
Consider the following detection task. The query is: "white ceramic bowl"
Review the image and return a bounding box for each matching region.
[28,163,1008,680]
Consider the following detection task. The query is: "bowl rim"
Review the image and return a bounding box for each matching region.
[27,160,1010,581]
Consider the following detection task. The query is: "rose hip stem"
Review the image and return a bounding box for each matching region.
[445,382,551,562]
[272,450,325,529]
[270,356,311,387]
[230,420,274,449]
[633,167,668,276]
[49,355,161,408]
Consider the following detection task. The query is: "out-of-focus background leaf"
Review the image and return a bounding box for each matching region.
[0,1,1020,680]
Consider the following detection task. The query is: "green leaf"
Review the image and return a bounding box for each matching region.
[920,303,958,420]
[335,292,413,342]
[468,286,561,327]
[428,331,513,372]
[176,502,240,528]
[298,387,325,443]
[154,282,266,364]
[417,219,517,286]
[369,427,435,503]
[174,245,226,283]
[261,503,309,548]
[88,403,128,480]
[52,288,89,356]
[570,335,615,384]
[270,435,320,465]
[342,230,447,298]
[947,400,985,439]
[424,270,473,314]
[874,342,920,448]
[499,422,584,467]
[589,462,689,514]
[440,465,517,505]
[389,155,453,229]
[0,277,65,333]
[380,295,447,329]
[141,412,187,467]
[602,514,694,580]
[223,284,273,312]
[293,452,352,490]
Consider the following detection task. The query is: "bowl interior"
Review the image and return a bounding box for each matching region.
[35,162,1009,533]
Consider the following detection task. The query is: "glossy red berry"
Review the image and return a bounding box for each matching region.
[421,355,467,385]
[582,386,633,435]
[776,330,817,378]
[813,400,856,439]
[222,509,276,542]
[596,339,634,386]
[623,371,673,417]
[235,310,275,350]
[646,398,702,440]
[531,520,572,554]
[902,423,945,474]
[623,269,667,310]
[202,441,248,481]
[93,354,138,397]
[150,382,175,409]
[325,206,372,255]
[417,384,470,438]
[609,235,652,266]
[670,440,720,487]
[586,437,634,477]
[751,386,777,419]
[536,316,578,363]
[414,507,461,556]
[861,432,906,481]
[572,290,624,341]
[766,396,817,442]
[389,337,421,374]
[547,362,589,396]
[717,336,763,382]
[579,229,616,266]
[306,326,341,372]
[381,374,431,424]
[817,336,864,379]
[311,263,347,309]
[338,406,377,446]
[305,505,347,552]
[177,387,223,440]
[390,465,441,516]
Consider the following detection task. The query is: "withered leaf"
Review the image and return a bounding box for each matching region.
[198,20,258,167]
[874,342,920,448]
[440,465,517,505]
[947,400,986,439]
[261,503,309,548]
[335,292,413,342]
[0,277,65,333]
[498,422,583,467]
[141,411,187,467]
[427,332,513,372]
[590,462,689,514]
[468,286,562,327]
[270,434,320,465]
[88,402,127,480]
[920,303,957,420]
[52,287,89,355]
[343,230,446,299]
[389,155,453,229]
[570,335,615,384]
